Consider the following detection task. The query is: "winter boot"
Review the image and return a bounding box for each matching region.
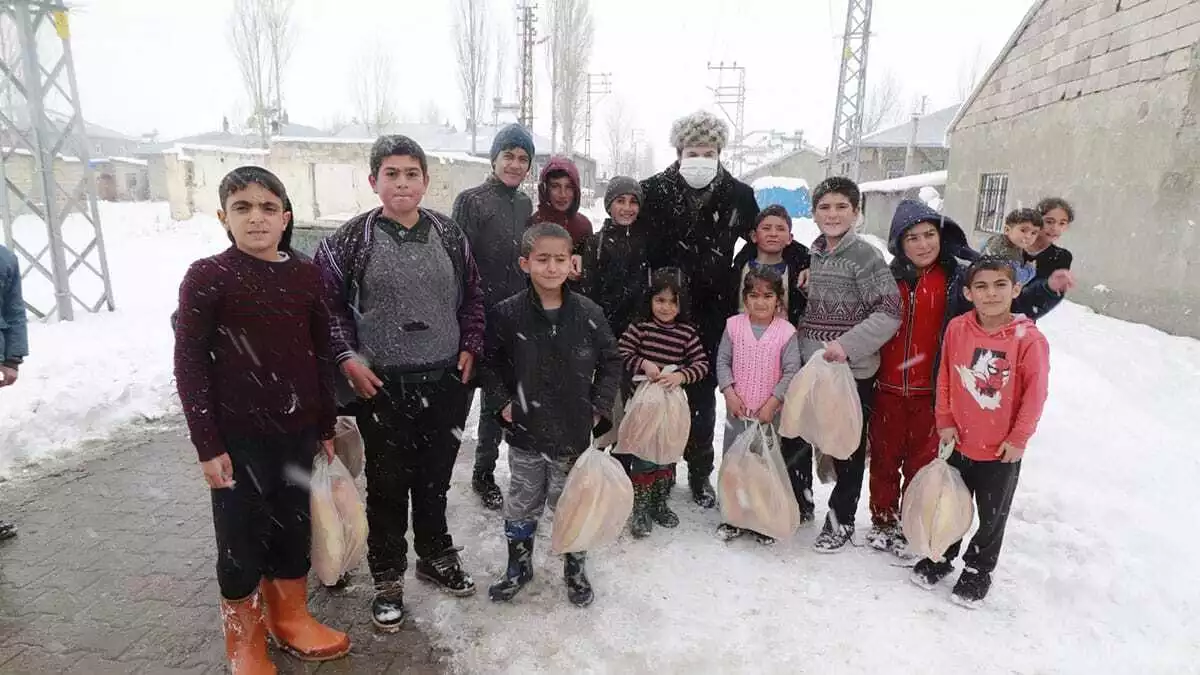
[629,481,654,538]
[812,514,855,554]
[715,523,745,541]
[488,521,535,602]
[416,546,476,596]
[909,558,955,590]
[220,592,276,675]
[865,523,900,552]
[689,477,717,509]
[563,552,594,607]
[754,532,777,546]
[649,475,680,528]
[260,577,350,662]
[0,520,15,541]
[371,579,405,632]
[472,472,504,511]
[950,567,992,608]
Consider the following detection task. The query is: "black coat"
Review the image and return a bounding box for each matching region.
[580,217,652,340]
[730,240,811,326]
[640,163,758,357]
[453,175,534,308]
[484,287,622,458]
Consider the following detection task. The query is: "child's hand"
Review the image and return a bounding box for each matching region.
[823,341,849,363]
[201,453,235,490]
[641,360,662,380]
[797,269,811,290]
[501,402,513,423]
[756,396,781,423]
[1048,269,1076,295]
[569,255,583,280]
[320,439,336,462]
[723,388,746,419]
[658,371,685,389]
[998,441,1025,463]
[938,427,959,447]
[342,358,383,399]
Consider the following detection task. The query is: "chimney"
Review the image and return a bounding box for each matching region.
[222,116,230,133]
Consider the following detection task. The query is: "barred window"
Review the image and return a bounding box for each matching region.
[975,173,1009,233]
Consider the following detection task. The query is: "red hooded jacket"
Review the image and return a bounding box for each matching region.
[935,311,1050,461]
[530,156,592,251]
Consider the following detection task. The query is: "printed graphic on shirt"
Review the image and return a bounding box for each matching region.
[955,347,1013,411]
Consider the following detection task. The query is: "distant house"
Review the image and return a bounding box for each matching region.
[858,170,948,242]
[739,145,826,193]
[825,105,959,183]
[943,0,1200,338]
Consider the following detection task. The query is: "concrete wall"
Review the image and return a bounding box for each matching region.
[830,146,949,183]
[163,154,193,221]
[94,160,150,201]
[146,154,169,202]
[945,0,1200,337]
[741,150,826,189]
[0,153,86,217]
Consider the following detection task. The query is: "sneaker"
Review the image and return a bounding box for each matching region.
[865,523,900,552]
[754,532,776,546]
[812,516,855,554]
[798,508,816,526]
[951,568,992,608]
[415,547,476,597]
[909,558,955,590]
[890,532,915,560]
[323,572,351,592]
[690,480,717,509]
[472,474,504,511]
[0,520,16,541]
[371,580,406,632]
[715,523,745,541]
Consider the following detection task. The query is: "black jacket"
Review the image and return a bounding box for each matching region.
[580,217,652,340]
[640,163,758,355]
[484,287,622,458]
[730,241,810,325]
[453,175,535,308]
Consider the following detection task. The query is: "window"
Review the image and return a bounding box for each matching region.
[975,173,1009,233]
[126,173,138,192]
[886,170,905,179]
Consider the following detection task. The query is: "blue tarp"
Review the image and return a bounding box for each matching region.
[754,186,812,219]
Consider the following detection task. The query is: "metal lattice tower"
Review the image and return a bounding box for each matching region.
[516,0,537,131]
[583,71,610,158]
[827,0,873,181]
[707,62,746,176]
[0,1,113,320]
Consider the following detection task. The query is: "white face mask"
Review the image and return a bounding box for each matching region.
[679,156,718,189]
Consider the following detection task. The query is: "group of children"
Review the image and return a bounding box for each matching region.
[172,121,1075,672]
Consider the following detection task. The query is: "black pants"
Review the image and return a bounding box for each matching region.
[472,372,506,478]
[683,380,717,482]
[780,436,815,515]
[942,452,1022,574]
[357,372,470,584]
[828,377,877,527]
[210,431,315,600]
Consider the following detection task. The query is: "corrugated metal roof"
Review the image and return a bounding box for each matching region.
[858,105,961,148]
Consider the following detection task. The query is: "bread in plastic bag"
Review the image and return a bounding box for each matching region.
[901,442,974,562]
[618,378,691,464]
[310,455,369,585]
[717,423,801,540]
[550,447,634,554]
[333,416,364,478]
[779,350,863,460]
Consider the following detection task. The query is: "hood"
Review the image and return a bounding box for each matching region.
[965,310,1035,340]
[888,199,974,273]
[538,156,582,217]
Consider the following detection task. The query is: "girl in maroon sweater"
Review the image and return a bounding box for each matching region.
[173,167,349,673]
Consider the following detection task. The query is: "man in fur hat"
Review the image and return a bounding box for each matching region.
[640,110,759,508]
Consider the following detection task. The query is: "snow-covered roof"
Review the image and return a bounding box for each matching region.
[2,146,81,162]
[332,122,561,159]
[859,170,948,194]
[752,176,810,192]
[271,137,492,166]
[858,105,961,149]
[166,143,271,157]
[106,156,149,166]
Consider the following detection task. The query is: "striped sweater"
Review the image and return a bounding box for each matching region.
[798,231,902,379]
[618,319,710,384]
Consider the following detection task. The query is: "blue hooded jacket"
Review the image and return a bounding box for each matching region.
[0,244,29,366]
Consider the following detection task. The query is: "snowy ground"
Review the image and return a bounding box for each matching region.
[6,203,1199,672]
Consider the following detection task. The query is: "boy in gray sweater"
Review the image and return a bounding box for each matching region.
[798,177,902,553]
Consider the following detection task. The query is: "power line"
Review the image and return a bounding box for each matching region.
[707,61,746,176]
[516,0,537,131]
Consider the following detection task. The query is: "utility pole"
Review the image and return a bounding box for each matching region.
[0,1,114,320]
[707,62,746,176]
[583,72,611,158]
[826,0,873,181]
[903,95,929,175]
[516,0,538,131]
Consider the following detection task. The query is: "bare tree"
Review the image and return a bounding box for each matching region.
[957,43,986,102]
[351,42,398,137]
[454,0,490,154]
[605,98,634,176]
[545,0,594,154]
[228,0,272,146]
[262,0,296,122]
[862,70,903,135]
[421,100,445,125]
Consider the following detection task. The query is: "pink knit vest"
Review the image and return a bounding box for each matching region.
[728,314,796,412]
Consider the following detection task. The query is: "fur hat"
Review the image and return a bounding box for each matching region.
[490,123,535,162]
[670,110,728,152]
[604,176,643,214]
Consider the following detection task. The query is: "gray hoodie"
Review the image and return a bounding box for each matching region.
[453,175,534,308]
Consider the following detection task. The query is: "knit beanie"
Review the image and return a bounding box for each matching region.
[604,176,643,214]
[669,110,728,152]
[490,123,535,162]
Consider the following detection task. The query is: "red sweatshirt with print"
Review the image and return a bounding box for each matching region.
[935,311,1050,461]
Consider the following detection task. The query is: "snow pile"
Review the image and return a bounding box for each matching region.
[0,203,227,477]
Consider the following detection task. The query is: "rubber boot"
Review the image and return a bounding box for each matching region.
[220,592,276,675]
[260,577,350,662]
[649,474,680,528]
[563,552,594,607]
[489,520,535,602]
[629,481,654,538]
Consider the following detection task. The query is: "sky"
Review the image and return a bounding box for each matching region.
[64,0,1034,166]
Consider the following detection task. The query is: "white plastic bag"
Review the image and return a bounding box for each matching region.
[618,376,691,464]
[333,416,364,478]
[901,441,975,562]
[551,447,635,554]
[779,350,863,460]
[718,422,801,540]
[310,455,369,585]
